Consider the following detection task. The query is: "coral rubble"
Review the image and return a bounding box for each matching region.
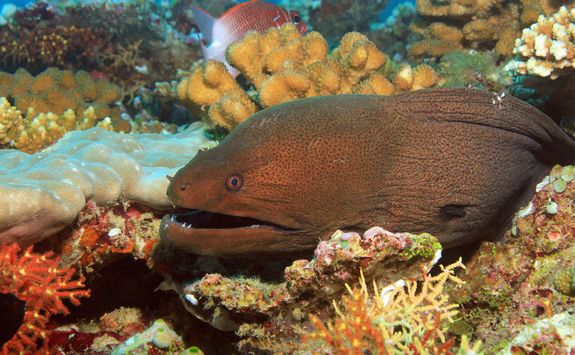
[449,165,575,352]
[0,123,215,246]
[0,242,90,354]
[57,201,163,272]
[167,227,444,352]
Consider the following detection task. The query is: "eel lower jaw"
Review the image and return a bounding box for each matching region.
[159,210,303,257]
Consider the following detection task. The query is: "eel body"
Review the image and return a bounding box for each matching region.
[161,88,575,257]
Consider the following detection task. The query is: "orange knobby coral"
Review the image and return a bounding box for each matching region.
[0,243,91,354]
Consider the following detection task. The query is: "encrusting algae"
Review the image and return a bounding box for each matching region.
[177,23,440,130]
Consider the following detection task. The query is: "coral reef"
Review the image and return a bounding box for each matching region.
[448,165,575,352]
[0,2,199,101]
[507,6,575,79]
[0,122,215,246]
[178,24,440,130]
[49,307,202,354]
[166,227,444,352]
[305,260,478,353]
[111,319,194,354]
[0,242,90,354]
[0,97,112,153]
[0,96,177,153]
[406,0,575,61]
[56,201,163,272]
[500,310,575,353]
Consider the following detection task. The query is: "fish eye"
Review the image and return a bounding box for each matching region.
[292,14,301,24]
[225,175,243,192]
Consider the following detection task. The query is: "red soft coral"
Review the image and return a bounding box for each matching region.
[0,243,91,354]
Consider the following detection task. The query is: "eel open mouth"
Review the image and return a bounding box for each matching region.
[159,209,303,256]
[162,209,290,231]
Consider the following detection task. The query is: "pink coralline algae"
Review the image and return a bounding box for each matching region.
[55,201,163,271]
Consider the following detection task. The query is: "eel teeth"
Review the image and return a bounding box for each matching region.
[249,224,261,228]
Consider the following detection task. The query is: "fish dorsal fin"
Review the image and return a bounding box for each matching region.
[191,5,216,44]
[220,0,259,20]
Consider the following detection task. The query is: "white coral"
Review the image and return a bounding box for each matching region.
[508,6,575,78]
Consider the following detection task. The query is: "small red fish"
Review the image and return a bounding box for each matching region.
[191,0,307,76]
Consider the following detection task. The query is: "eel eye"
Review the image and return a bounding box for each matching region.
[225,175,243,192]
[292,14,301,24]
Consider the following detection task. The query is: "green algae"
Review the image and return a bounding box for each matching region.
[400,233,441,260]
[561,165,575,182]
[553,179,567,193]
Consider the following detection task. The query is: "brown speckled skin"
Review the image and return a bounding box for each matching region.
[163,88,575,257]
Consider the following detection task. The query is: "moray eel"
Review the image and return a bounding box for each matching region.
[161,88,575,257]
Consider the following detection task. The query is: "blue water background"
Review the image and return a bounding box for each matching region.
[7,0,413,22]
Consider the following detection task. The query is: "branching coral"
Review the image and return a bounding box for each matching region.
[1,67,122,118]
[0,23,108,69]
[304,260,475,353]
[507,6,575,79]
[177,24,440,130]
[0,68,177,152]
[0,96,115,153]
[408,0,550,60]
[0,242,90,354]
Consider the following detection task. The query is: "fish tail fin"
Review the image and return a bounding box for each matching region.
[190,5,216,44]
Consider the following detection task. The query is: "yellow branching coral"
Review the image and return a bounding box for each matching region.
[507,6,575,79]
[304,259,479,353]
[0,97,176,153]
[178,60,243,107]
[208,89,258,131]
[410,0,536,60]
[395,64,440,91]
[178,24,440,130]
[0,97,114,153]
[1,67,123,119]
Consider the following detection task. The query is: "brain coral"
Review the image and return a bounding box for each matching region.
[0,122,214,246]
[178,23,439,130]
